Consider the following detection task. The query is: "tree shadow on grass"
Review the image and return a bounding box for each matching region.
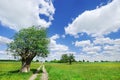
[31,69,36,74]
[9,70,19,73]
[31,69,43,74]
[0,69,42,77]
[8,69,40,74]
[0,70,19,76]
[9,69,39,74]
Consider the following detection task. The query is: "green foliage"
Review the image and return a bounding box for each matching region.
[60,54,75,64]
[36,59,39,62]
[68,54,75,64]
[83,59,85,62]
[46,62,120,80]
[8,27,49,59]
[60,54,68,63]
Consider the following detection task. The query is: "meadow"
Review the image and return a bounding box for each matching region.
[0,61,40,80]
[45,62,120,80]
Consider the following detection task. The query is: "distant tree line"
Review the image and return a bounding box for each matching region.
[46,59,120,63]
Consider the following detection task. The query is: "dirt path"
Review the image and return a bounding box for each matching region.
[40,65,48,80]
[29,65,42,80]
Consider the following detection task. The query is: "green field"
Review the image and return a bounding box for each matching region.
[45,62,120,80]
[0,62,120,80]
[0,61,40,80]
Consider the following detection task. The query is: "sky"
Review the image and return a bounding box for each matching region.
[0,0,120,61]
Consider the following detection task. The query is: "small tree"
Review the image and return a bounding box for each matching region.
[60,54,68,63]
[8,27,49,72]
[83,59,85,62]
[60,53,75,64]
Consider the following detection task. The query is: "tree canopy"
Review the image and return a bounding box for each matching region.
[60,54,68,63]
[8,26,49,72]
[60,53,75,64]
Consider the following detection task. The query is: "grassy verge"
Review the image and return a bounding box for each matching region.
[0,61,40,80]
[45,62,120,80]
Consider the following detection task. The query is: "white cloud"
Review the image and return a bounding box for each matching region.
[103,44,120,55]
[104,45,116,51]
[0,50,14,60]
[114,39,120,45]
[74,40,101,55]
[82,46,101,53]
[47,34,78,61]
[49,34,69,51]
[94,37,120,45]
[65,0,120,37]
[75,53,120,62]
[75,40,91,47]
[74,36,120,61]
[50,34,59,40]
[61,35,66,38]
[0,36,13,44]
[94,37,113,45]
[0,50,7,54]
[0,0,55,31]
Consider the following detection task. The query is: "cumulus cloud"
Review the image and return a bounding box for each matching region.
[0,36,13,44]
[94,37,120,45]
[103,44,120,55]
[74,40,101,55]
[47,34,78,61]
[75,40,91,47]
[82,46,101,53]
[0,50,14,60]
[0,50,7,54]
[49,34,69,51]
[75,53,120,62]
[94,37,113,45]
[50,34,59,40]
[0,0,55,31]
[74,37,120,61]
[65,0,120,37]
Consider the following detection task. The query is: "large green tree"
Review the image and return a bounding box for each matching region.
[8,27,49,72]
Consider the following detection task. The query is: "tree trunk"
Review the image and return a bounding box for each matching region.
[20,63,30,72]
[69,60,72,65]
[20,58,32,72]
[20,53,36,72]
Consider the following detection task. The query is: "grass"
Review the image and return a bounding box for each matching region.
[45,62,120,80]
[0,61,40,80]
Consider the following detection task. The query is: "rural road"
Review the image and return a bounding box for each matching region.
[29,64,48,80]
[29,65,42,80]
[41,65,48,80]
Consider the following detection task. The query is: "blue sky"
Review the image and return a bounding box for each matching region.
[0,0,120,61]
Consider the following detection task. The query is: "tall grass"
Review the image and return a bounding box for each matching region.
[0,61,40,80]
[46,62,120,80]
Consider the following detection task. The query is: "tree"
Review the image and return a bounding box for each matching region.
[68,54,75,65]
[60,54,68,63]
[8,27,49,72]
[83,59,85,62]
[60,53,75,64]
